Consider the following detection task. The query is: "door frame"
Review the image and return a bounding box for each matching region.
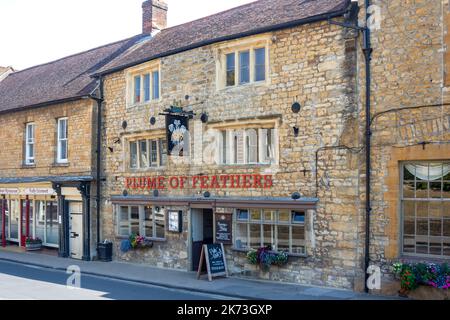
[189,205,215,271]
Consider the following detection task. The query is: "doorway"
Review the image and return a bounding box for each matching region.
[69,202,83,260]
[191,208,214,271]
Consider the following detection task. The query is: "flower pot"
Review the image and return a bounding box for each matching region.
[25,243,42,251]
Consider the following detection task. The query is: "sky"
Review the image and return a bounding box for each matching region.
[0,0,256,70]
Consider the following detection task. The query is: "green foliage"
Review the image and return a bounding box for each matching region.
[393,261,450,291]
[247,246,289,271]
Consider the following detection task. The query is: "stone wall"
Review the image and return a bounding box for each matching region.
[101,19,362,289]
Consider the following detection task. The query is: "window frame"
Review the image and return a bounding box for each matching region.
[128,137,167,170]
[56,117,68,163]
[400,161,450,259]
[127,62,161,107]
[233,208,306,256]
[116,205,166,240]
[25,122,35,165]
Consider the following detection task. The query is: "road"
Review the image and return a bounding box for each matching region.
[0,260,236,300]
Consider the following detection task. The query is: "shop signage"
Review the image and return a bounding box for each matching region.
[0,187,56,196]
[125,174,273,190]
[215,213,232,244]
[197,243,228,282]
[168,210,183,233]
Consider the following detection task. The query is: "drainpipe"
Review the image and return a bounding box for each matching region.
[89,77,104,250]
[363,0,373,294]
[2,196,6,247]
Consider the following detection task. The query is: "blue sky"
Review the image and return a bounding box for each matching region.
[0,0,255,70]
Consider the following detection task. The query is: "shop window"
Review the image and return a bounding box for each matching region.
[127,63,161,107]
[219,43,268,89]
[25,123,35,165]
[129,138,167,169]
[117,205,165,239]
[218,128,276,165]
[57,117,68,163]
[234,208,306,255]
[401,162,450,258]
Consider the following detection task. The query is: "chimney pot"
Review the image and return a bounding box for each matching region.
[142,0,168,35]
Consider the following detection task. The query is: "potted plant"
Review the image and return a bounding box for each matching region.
[120,233,153,253]
[25,237,42,251]
[247,245,289,271]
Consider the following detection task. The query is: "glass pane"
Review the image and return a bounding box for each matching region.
[159,140,167,166]
[430,219,442,236]
[144,206,153,238]
[430,182,442,199]
[35,201,45,242]
[402,181,415,198]
[403,218,415,235]
[415,182,428,198]
[416,219,428,236]
[444,237,450,256]
[130,142,138,168]
[292,211,305,223]
[250,209,261,221]
[139,140,148,168]
[277,225,289,251]
[444,202,450,218]
[249,224,261,248]
[254,48,265,82]
[292,226,305,254]
[222,131,227,164]
[45,201,58,245]
[416,244,428,254]
[429,202,442,218]
[152,71,160,100]
[416,201,428,217]
[263,224,275,248]
[278,210,289,223]
[444,219,450,237]
[21,200,33,239]
[235,223,248,249]
[155,210,165,238]
[134,75,141,103]
[59,140,67,160]
[143,74,150,101]
[239,51,250,84]
[151,140,158,166]
[9,200,19,240]
[226,53,235,86]
[403,236,415,253]
[415,164,428,181]
[237,209,248,221]
[443,182,450,199]
[403,201,415,218]
[263,210,275,222]
[58,119,67,139]
[130,206,139,235]
[403,166,415,180]
[429,236,442,255]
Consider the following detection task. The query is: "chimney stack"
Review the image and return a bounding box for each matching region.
[142,0,168,35]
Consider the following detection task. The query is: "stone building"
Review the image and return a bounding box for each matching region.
[94,0,365,289]
[0,38,141,260]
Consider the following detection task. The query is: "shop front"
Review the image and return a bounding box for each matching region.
[0,177,93,261]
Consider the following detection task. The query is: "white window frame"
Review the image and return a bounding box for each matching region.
[56,117,68,163]
[129,137,167,169]
[126,61,161,107]
[25,123,35,165]
[116,205,165,240]
[216,36,270,90]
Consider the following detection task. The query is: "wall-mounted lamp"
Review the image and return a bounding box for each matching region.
[291,192,301,200]
[292,102,301,113]
[150,117,156,125]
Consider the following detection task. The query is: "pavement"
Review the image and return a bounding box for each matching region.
[0,248,397,300]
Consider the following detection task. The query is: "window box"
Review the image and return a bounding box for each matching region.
[25,237,42,251]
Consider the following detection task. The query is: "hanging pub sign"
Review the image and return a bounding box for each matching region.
[165,113,189,157]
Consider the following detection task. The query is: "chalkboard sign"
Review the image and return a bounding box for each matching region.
[197,243,228,281]
[215,213,232,244]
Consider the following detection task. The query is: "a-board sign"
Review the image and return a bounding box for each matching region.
[215,213,232,244]
[197,243,228,281]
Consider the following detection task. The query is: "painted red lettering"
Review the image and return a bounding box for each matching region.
[220,175,230,188]
[179,176,188,189]
[200,176,209,189]
[157,177,166,190]
[192,176,200,188]
[253,174,263,188]
[264,175,273,188]
[210,176,220,189]
[169,177,179,189]
[230,175,241,188]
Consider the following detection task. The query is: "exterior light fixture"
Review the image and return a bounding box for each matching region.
[292,102,301,113]
[291,192,301,200]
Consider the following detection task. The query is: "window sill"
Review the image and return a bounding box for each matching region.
[219,80,268,92]
[217,163,276,168]
[399,254,450,264]
[115,235,167,243]
[52,162,70,167]
[129,166,166,172]
[127,100,161,109]
[21,164,36,169]
[231,247,307,258]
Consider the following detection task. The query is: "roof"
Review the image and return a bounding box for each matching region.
[95,0,351,76]
[0,35,144,114]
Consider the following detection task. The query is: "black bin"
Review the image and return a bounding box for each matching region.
[97,242,113,262]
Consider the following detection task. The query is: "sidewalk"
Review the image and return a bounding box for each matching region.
[0,249,395,300]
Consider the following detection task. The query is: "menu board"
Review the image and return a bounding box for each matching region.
[215,213,232,244]
[197,243,228,281]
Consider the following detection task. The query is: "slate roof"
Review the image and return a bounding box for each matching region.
[0,35,144,113]
[0,0,351,114]
[95,0,351,76]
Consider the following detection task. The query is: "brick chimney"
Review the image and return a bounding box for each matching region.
[142,0,168,35]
